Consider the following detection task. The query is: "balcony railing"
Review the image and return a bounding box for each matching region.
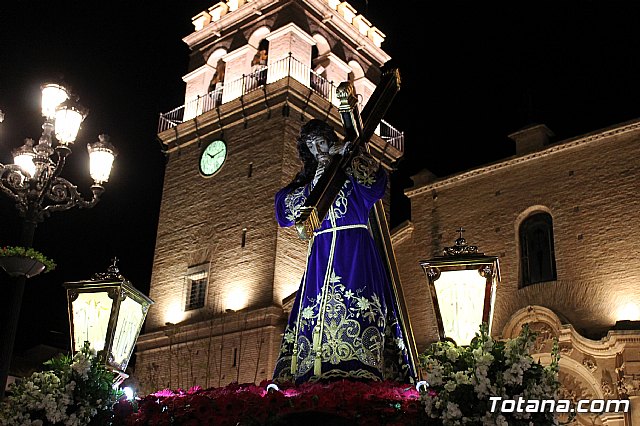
[158,55,404,153]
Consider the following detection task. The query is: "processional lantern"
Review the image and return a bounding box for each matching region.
[420,229,500,346]
[63,259,154,382]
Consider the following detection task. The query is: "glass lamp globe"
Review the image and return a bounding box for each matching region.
[12,139,36,177]
[54,103,86,144]
[41,83,70,120]
[87,134,116,184]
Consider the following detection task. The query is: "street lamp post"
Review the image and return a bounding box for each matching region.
[0,83,116,396]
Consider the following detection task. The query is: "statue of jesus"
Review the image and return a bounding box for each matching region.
[272,118,413,384]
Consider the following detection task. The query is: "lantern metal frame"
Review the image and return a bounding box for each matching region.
[420,229,500,345]
[63,260,153,384]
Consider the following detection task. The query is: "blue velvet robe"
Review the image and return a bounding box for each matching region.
[272,168,413,384]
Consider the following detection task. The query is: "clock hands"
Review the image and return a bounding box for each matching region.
[207,149,224,159]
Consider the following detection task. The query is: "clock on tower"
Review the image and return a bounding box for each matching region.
[199,139,227,177]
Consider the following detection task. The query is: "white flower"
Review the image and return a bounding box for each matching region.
[443,401,463,421]
[426,364,444,386]
[418,324,560,425]
[0,343,122,426]
[453,370,471,385]
[446,346,459,362]
[495,414,508,426]
[72,353,91,380]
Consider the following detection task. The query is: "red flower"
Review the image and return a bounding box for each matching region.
[117,379,424,425]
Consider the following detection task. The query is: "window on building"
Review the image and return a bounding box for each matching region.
[519,212,557,287]
[185,266,209,311]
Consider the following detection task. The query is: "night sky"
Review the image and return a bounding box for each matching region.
[2,1,640,354]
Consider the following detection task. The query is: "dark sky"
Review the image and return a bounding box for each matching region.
[2,1,640,353]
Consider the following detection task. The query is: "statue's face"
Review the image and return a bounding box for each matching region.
[306,134,332,166]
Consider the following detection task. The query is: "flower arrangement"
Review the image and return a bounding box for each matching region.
[0,245,56,273]
[418,323,561,425]
[108,324,562,426]
[0,326,564,425]
[0,342,124,426]
[112,379,424,425]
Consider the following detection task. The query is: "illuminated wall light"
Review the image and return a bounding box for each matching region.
[617,302,640,321]
[367,27,385,48]
[208,2,229,21]
[165,300,186,325]
[226,284,249,311]
[337,2,356,24]
[352,15,371,36]
[192,11,212,31]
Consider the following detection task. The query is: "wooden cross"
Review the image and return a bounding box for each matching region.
[295,69,401,240]
[294,69,422,381]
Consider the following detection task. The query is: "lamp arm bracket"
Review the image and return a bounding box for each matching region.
[36,146,70,206]
[0,164,29,197]
[42,176,101,214]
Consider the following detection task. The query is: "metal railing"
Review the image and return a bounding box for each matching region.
[158,55,404,153]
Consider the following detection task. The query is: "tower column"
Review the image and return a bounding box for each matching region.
[266,23,316,86]
[323,53,350,106]
[222,45,253,103]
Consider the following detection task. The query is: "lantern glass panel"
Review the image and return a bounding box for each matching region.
[111,296,145,368]
[434,269,487,346]
[71,292,113,352]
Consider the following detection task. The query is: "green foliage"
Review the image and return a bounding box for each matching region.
[418,323,562,425]
[0,342,124,425]
[0,245,57,273]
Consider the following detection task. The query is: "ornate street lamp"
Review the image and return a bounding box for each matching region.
[0,83,116,395]
[420,228,500,346]
[0,83,116,243]
[64,260,154,385]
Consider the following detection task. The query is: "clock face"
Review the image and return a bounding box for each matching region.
[199,139,227,177]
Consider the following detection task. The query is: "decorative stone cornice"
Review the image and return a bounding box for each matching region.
[183,0,276,48]
[137,305,285,353]
[406,119,640,198]
[390,220,413,246]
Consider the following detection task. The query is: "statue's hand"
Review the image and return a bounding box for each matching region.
[312,164,326,186]
[329,140,351,157]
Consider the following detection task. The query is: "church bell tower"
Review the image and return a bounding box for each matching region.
[135,0,405,393]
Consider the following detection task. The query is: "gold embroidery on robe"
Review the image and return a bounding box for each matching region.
[278,271,387,380]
